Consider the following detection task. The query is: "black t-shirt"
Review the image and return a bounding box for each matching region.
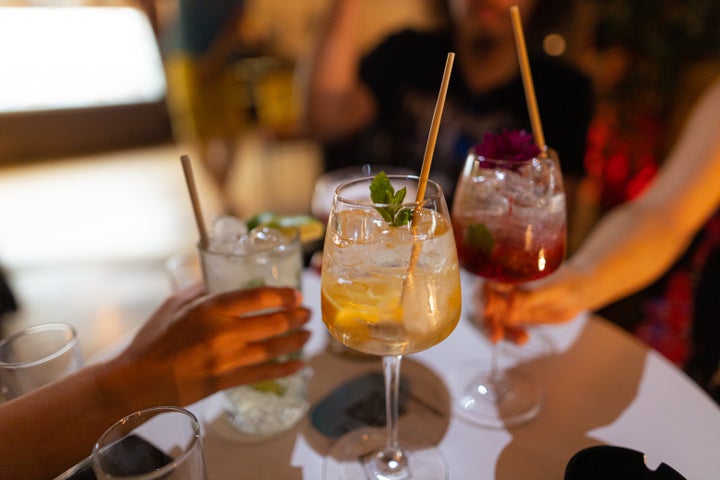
[323,29,594,200]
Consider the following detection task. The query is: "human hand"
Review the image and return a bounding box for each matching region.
[479,268,584,344]
[476,282,529,345]
[96,284,311,410]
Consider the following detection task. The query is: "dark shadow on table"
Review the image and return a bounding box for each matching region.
[494,318,648,480]
[199,349,451,479]
[201,402,306,479]
[302,350,452,457]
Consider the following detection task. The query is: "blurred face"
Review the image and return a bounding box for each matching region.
[448,0,539,48]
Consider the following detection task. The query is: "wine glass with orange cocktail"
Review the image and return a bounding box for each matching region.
[320,172,461,479]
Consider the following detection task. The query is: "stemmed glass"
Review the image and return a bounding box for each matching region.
[311,165,415,225]
[320,174,461,479]
[450,148,566,428]
[312,165,415,358]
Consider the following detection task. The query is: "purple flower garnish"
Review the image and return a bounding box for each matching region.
[472,129,541,162]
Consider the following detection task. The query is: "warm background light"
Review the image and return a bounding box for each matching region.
[0,6,165,113]
[543,33,567,57]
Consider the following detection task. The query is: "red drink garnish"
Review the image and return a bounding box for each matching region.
[473,129,541,163]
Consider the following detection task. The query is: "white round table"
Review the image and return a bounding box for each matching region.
[185,270,720,479]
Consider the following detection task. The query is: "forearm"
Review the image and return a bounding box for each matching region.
[309,0,361,94]
[510,199,696,327]
[197,6,244,81]
[0,286,312,479]
[299,0,374,138]
[564,198,693,312]
[567,79,720,311]
[0,361,136,479]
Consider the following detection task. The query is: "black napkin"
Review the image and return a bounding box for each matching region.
[565,445,686,480]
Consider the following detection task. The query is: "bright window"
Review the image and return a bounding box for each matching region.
[0,6,166,113]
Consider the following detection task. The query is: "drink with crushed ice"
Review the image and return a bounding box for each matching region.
[451,157,566,283]
[199,216,307,439]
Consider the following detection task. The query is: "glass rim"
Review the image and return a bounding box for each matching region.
[92,406,201,479]
[198,224,301,257]
[334,174,445,208]
[467,147,559,166]
[315,164,415,182]
[0,322,78,369]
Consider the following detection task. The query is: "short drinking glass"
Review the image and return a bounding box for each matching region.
[199,216,308,440]
[92,406,206,480]
[0,322,83,399]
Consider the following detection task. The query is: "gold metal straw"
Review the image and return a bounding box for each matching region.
[510,5,546,151]
[405,51,455,287]
[415,51,455,204]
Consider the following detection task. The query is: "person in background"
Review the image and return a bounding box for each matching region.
[0,285,311,480]
[160,0,247,215]
[300,0,593,211]
[567,0,720,319]
[485,76,720,403]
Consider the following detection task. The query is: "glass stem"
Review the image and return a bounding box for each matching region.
[487,283,515,387]
[377,354,407,474]
[489,341,503,383]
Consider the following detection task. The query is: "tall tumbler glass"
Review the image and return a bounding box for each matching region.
[198,216,308,440]
[0,322,83,399]
[93,406,206,480]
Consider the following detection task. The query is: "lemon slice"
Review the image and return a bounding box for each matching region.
[332,307,377,343]
[335,307,380,326]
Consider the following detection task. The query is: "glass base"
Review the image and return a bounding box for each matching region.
[450,361,542,429]
[323,427,448,480]
[499,327,557,362]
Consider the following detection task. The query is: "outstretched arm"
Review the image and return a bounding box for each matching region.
[0,285,310,480]
[493,77,720,330]
[297,0,377,140]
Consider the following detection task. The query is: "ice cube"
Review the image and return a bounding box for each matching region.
[400,272,433,335]
[208,216,250,255]
[247,226,288,253]
[211,235,250,256]
[331,210,380,247]
[459,176,509,216]
[500,169,538,207]
[211,215,247,242]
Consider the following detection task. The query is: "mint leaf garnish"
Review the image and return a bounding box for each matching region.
[251,380,286,396]
[467,223,494,256]
[369,171,413,227]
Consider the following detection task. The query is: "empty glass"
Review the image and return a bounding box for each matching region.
[92,406,206,480]
[0,322,83,399]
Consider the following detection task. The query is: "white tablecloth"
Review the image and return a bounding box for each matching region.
[180,270,720,479]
